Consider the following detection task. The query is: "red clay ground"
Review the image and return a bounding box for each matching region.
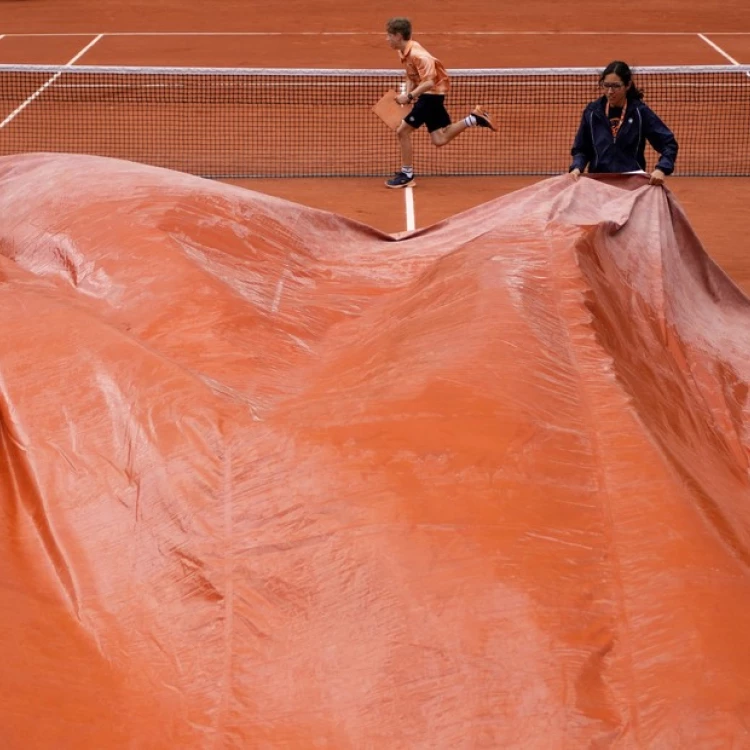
[0,1,748,34]
[0,4,749,291]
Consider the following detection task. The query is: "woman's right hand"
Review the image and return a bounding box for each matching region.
[570,168,582,180]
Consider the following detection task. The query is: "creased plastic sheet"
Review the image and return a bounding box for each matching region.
[1,153,749,749]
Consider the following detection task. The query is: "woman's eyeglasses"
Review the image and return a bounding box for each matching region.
[600,82,624,90]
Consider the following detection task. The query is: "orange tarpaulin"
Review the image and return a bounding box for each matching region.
[1,154,749,748]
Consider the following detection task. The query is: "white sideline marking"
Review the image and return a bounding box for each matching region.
[62,34,104,65]
[404,186,415,232]
[0,34,102,130]
[697,34,741,65]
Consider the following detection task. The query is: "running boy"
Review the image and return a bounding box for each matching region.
[384,17,497,188]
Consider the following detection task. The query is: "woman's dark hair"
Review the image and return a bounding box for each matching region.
[600,60,644,100]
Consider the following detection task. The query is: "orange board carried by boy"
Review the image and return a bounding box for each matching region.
[372,90,413,130]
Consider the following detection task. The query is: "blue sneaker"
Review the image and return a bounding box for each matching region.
[385,171,416,189]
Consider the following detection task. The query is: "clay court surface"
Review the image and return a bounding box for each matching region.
[1,1,749,293]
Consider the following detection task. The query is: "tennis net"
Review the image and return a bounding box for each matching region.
[0,64,748,177]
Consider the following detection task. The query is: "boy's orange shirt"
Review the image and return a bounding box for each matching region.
[399,40,450,95]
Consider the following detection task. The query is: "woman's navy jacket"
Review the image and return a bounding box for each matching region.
[569,96,678,175]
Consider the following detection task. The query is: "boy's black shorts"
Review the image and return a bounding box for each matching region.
[403,94,451,133]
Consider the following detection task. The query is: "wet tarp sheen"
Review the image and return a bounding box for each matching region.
[1,154,749,748]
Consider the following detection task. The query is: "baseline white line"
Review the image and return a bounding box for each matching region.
[4,30,750,37]
[0,34,102,130]
[697,33,741,65]
[404,186,416,232]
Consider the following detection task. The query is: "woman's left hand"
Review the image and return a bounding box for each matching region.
[649,169,666,186]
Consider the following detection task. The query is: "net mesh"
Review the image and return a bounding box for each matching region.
[1,64,749,178]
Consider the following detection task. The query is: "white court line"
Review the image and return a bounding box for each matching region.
[4,30,750,37]
[65,35,105,63]
[0,34,102,130]
[697,33,741,65]
[404,187,416,232]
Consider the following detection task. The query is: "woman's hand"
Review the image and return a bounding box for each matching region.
[396,93,411,105]
[649,168,666,186]
[570,168,582,180]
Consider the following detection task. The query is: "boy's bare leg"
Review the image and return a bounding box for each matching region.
[430,121,469,147]
[396,121,415,167]
[385,120,418,187]
[431,108,497,147]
